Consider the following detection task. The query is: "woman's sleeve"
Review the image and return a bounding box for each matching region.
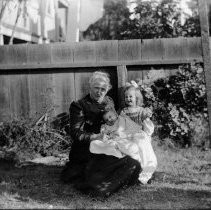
[69,101,92,142]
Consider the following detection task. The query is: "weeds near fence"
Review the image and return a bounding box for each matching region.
[0,113,72,162]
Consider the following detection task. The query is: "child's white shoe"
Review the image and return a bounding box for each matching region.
[138,171,153,185]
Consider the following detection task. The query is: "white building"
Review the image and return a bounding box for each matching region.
[0,0,70,44]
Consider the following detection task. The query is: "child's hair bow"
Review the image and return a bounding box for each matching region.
[125,80,139,88]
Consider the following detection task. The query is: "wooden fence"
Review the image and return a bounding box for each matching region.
[0,37,203,69]
[0,37,208,122]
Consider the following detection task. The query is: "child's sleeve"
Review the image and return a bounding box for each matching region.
[119,108,126,116]
[100,124,106,134]
[100,125,109,141]
[142,107,153,120]
[142,118,154,136]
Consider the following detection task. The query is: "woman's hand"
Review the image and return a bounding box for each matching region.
[90,133,104,141]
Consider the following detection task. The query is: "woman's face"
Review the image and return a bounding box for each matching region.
[90,80,108,103]
[125,89,136,107]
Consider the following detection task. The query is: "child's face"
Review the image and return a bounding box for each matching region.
[125,89,136,107]
[103,111,118,126]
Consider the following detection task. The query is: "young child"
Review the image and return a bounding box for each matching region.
[120,84,154,136]
[90,108,157,184]
[119,83,158,184]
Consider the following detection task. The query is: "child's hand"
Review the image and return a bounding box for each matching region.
[110,131,118,138]
[142,108,152,119]
[101,134,109,142]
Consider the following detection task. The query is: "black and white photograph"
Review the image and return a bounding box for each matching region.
[0,0,210,209]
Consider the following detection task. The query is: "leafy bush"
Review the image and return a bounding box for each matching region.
[0,116,72,161]
[139,63,209,147]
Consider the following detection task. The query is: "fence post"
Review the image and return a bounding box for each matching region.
[198,0,211,147]
[117,65,127,110]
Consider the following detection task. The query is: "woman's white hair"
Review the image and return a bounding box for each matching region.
[89,71,112,91]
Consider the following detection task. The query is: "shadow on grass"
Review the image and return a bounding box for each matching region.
[152,171,200,185]
[0,159,211,209]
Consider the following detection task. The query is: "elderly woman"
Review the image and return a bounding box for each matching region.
[61,71,141,197]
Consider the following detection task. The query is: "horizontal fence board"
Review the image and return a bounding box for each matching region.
[0,45,8,64]
[51,43,74,63]
[0,38,204,70]
[7,44,28,65]
[74,41,96,63]
[0,58,203,70]
[118,39,142,61]
[180,38,189,60]
[96,40,118,63]
[141,39,164,61]
[186,37,203,60]
[27,44,51,65]
[162,38,184,61]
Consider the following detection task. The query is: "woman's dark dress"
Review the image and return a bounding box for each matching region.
[61,94,141,196]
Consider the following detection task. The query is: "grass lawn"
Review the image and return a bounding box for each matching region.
[0,141,211,209]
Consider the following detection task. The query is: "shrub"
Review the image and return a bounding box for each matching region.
[138,62,209,148]
[0,116,72,161]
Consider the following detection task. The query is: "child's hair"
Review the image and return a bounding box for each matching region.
[100,106,117,122]
[124,85,143,106]
[102,109,117,118]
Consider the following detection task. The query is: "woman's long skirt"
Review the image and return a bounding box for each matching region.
[61,151,141,197]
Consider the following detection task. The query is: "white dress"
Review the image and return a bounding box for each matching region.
[90,114,157,184]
